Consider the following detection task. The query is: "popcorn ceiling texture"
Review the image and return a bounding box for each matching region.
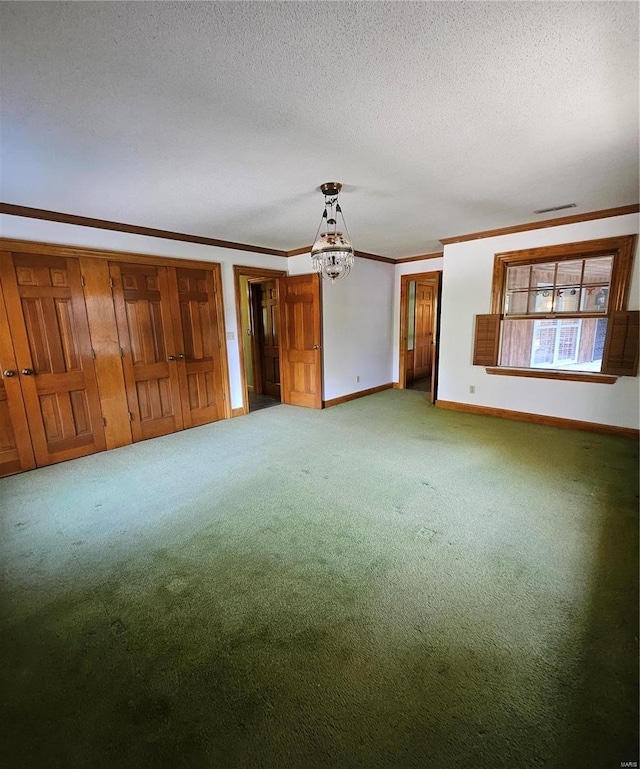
[0,2,637,257]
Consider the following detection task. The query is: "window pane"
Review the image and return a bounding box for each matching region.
[530,262,556,289]
[553,287,581,313]
[505,290,529,315]
[502,253,613,319]
[506,265,531,289]
[499,317,606,372]
[580,285,609,313]
[555,260,583,285]
[528,289,553,314]
[531,320,557,365]
[499,319,535,366]
[556,320,580,362]
[583,255,613,285]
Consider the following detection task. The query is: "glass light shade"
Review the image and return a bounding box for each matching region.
[310,232,355,282]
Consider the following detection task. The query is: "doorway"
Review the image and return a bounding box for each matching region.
[398,271,441,403]
[234,266,286,414]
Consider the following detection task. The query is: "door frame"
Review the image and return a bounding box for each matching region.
[233,265,287,416]
[398,271,442,402]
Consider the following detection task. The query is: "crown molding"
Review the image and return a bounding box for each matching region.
[394,251,444,263]
[439,204,640,246]
[285,245,312,257]
[3,201,636,264]
[285,245,395,263]
[0,202,289,257]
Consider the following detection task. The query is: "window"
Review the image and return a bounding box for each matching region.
[473,235,638,381]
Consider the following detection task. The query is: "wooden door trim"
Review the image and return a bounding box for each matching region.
[233,265,287,415]
[398,271,441,392]
[79,257,132,450]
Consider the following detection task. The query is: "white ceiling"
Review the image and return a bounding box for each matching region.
[1,1,638,258]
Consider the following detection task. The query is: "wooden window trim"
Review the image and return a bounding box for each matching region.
[485,367,617,384]
[478,234,637,379]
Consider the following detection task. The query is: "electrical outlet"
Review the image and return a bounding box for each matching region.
[469,385,475,394]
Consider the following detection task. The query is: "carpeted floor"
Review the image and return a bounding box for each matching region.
[1,389,638,769]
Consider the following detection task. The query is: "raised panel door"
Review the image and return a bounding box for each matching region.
[169,267,226,428]
[110,263,184,441]
[0,280,35,476]
[280,274,322,408]
[414,281,434,380]
[0,252,106,466]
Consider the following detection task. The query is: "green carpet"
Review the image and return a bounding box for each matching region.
[1,390,638,769]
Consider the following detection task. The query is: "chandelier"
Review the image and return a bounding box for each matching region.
[311,182,355,282]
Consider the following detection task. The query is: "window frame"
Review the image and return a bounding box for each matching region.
[486,234,637,381]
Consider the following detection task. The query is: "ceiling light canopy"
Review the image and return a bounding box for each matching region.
[311,182,354,282]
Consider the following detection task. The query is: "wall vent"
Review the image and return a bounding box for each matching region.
[534,203,577,214]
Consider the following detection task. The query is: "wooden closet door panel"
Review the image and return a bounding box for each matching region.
[0,252,106,466]
[110,263,184,441]
[0,278,36,476]
[169,267,225,428]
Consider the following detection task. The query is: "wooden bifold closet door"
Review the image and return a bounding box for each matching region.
[0,285,35,476]
[0,251,106,469]
[0,243,230,477]
[110,262,226,442]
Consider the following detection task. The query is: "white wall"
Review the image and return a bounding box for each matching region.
[288,253,395,401]
[437,213,640,429]
[391,257,444,381]
[0,215,286,409]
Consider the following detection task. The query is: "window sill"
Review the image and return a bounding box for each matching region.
[485,367,617,384]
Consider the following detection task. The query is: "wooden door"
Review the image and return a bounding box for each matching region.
[251,279,281,398]
[169,267,226,428]
[110,263,184,441]
[0,252,106,466]
[0,283,36,476]
[413,281,434,380]
[280,274,322,409]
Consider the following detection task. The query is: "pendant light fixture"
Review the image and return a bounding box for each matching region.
[311,182,355,282]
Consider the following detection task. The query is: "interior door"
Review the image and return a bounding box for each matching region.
[279,273,322,408]
[251,279,281,398]
[169,266,226,428]
[0,252,106,466]
[0,282,36,476]
[110,263,184,441]
[413,281,434,380]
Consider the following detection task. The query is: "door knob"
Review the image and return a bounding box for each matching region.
[3,370,16,377]
[21,368,34,376]
[176,354,185,360]
[167,355,176,361]
[313,344,320,350]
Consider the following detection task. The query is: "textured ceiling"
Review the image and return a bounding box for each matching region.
[1,1,638,258]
